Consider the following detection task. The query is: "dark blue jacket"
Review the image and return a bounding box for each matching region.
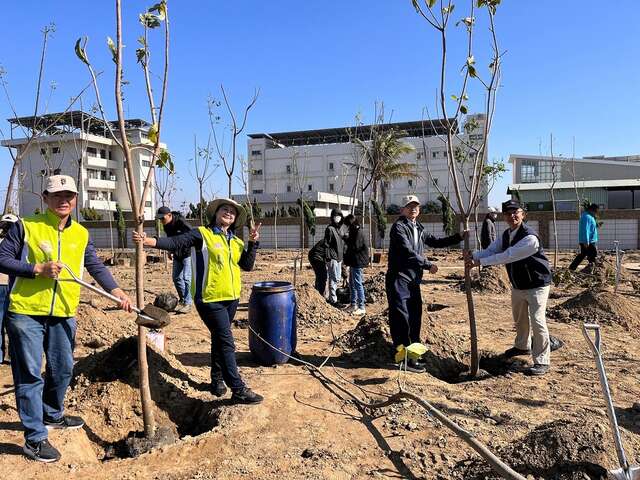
[387,216,462,282]
[501,223,551,290]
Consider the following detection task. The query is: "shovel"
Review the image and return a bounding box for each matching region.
[582,323,640,480]
[58,263,171,329]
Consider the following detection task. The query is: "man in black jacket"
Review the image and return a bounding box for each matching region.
[480,207,498,249]
[386,195,464,373]
[156,206,193,313]
[324,208,345,305]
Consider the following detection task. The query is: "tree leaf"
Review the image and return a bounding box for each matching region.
[74,37,89,65]
[107,36,117,64]
[411,0,421,13]
[148,123,159,144]
[427,0,437,7]
[466,55,475,66]
[148,1,166,21]
[139,12,161,28]
[460,105,468,114]
[468,65,477,78]
[158,149,174,173]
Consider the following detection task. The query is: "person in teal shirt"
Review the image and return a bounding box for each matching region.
[569,203,599,271]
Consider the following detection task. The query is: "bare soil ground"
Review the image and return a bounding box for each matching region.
[1,249,640,479]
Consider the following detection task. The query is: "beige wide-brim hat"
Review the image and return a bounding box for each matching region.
[206,198,247,229]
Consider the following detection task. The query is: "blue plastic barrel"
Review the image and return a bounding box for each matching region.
[248,281,297,366]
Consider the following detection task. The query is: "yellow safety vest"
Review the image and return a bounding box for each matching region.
[193,226,244,303]
[9,209,89,317]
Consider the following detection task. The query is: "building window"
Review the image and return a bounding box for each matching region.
[108,151,113,160]
[87,147,97,156]
[286,185,292,193]
[520,160,539,183]
[328,162,334,171]
[416,151,423,160]
[608,189,633,209]
[286,165,291,174]
[40,148,46,155]
[52,147,60,154]
[100,149,107,159]
[251,150,262,156]
[142,160,151,167]
[432,151,438,158]
[252,189,263,194]
[432,178,438,186]
[252,169,263,176]
[408,179,413,187]
[307,184,313,191]
[329,183,334,192]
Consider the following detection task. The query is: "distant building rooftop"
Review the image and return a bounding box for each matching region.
[7,110,151,138]
[249,118,458,147]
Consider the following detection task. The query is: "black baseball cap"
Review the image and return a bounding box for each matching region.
[501,199,523,213]
[155,206,171,219]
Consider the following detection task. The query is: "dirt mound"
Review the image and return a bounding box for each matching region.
[364,271,386,303]
[337,310,468,380]
[554,253,632,289]
[296,282,347,328]
[459,266,511,294]
[76,303,138,350]
[459,418,609,479]
[548,289,640,332]
[69,337,221,459]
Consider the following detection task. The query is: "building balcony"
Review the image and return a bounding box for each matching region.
[87,178,117,190]
[86,155,118,169]
[88,199,117,211]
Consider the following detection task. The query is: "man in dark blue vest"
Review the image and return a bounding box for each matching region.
[466,200,552,376]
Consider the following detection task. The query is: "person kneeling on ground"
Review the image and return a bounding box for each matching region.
[155,206,193,313]
[343,214,369,316]
[308,237,328,296]
[465,199,552,376]
[0,175,132,463]
[134,198,263,405]
[386,195,465,373]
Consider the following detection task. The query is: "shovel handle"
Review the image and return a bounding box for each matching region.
[59,262,142,315]
[582,323,601,355]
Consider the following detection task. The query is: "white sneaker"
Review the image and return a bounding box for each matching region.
[353,308,366,316]
[345,305,357,313]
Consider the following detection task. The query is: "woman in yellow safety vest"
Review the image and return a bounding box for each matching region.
[134,198,263,404]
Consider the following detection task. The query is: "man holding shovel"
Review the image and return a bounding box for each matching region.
[0,175,132,463]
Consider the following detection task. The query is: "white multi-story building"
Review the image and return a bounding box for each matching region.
[2,111,161,220]
[240,114,488,216]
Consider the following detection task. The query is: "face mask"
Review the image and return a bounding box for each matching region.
[332,216,341,223]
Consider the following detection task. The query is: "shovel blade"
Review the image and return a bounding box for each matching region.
[135,304,171,329]
[608,466,640,480]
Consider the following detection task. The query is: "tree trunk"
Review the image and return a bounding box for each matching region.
[463,217,479,377]
[3,160,20,214]
[135,221,155,437]
[550,187,558,270]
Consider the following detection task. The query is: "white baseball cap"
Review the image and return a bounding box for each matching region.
[487,206,498,213]
[402,195,421,207]
[44,175,78,194]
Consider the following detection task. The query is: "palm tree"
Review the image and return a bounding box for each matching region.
[356,128,417,208]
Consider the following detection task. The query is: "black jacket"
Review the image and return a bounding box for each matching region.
[308,239,327,264]
[324,223,345,262]
[480,216,496,250]
[344,224,369,268]
[387,216,462,282]
[162,212,192,260]
[501,223,551,290]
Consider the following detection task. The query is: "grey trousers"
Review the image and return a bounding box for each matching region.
[511,285,551,365]
[327,260,342,303]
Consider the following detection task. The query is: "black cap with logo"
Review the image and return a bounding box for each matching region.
[501,199,523,213]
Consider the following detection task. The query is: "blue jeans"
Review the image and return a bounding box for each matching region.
[327,260,342,303]
[172,256,192,305]
[0,284,9,363]
[195,300,245,391]
[349,267,365,309]
[6,312,76,442]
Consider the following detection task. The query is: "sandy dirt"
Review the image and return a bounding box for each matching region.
[1,249,640,479]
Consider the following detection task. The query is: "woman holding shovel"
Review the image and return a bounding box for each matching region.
[133,198,263,405]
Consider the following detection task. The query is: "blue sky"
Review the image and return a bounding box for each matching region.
[1,1,639,209]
